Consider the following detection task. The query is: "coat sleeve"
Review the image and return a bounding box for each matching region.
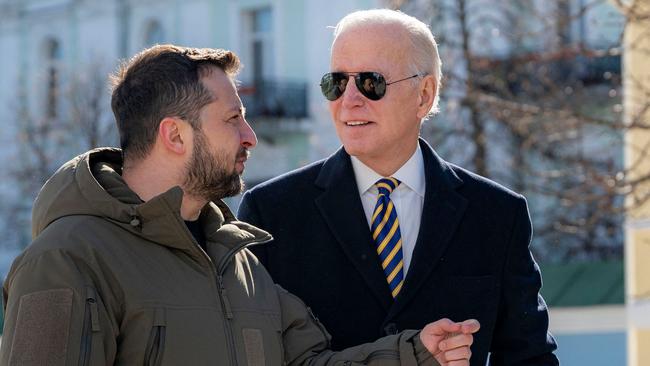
[276,286,439,366]
[0,249,117,366]
[489,197,559,365]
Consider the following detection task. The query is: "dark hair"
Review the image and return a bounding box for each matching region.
[110,44,241,162]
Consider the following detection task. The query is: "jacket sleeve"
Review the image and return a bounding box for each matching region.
[276,286,439,366]
[0,249,117,366]
[489,197,559,365]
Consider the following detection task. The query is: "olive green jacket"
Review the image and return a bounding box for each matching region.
[0,148,438,366]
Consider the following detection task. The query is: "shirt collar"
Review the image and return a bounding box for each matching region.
[351,144,425,197]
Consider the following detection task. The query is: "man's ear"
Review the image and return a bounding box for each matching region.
[416,75,436,119]
[158,117,190,155]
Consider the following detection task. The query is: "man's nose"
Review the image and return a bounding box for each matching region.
[340,75,364,107]
[240,119,257,149]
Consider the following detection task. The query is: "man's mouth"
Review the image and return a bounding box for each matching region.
[345,120,371,126]
[235,149,250,171]
[237,149,250,162]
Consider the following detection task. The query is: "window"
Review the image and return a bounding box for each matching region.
[44,38,62,119]
[557,0,572,46]
[246,7,274,84]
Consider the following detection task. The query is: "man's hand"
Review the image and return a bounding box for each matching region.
[420,318,480,366]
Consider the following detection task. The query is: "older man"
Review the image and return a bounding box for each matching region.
[239,9,559,366]
[0,44,477,365]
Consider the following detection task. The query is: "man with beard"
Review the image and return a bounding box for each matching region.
[0,44,479,365]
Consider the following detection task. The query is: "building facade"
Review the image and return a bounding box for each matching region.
[0,0,385,250]
[0,0,637,362]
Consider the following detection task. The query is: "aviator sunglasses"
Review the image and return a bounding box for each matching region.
[320,72,420,101]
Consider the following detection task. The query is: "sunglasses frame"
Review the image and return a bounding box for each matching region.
[320,71,421,101]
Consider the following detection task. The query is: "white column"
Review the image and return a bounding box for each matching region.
[622,1,650,365]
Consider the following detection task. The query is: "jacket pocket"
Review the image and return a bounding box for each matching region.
[144,308,167,366]
[79,287,101,366]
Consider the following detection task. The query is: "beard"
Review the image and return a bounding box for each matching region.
[183,129,247,202]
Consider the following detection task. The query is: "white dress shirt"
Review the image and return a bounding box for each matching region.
[351,145,426,276]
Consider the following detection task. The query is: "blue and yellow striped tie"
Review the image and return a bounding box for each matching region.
[371,177,404,298]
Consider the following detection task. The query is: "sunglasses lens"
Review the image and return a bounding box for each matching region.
[320,73,348,101]
[320,72,388,101]
[356,72,386,101]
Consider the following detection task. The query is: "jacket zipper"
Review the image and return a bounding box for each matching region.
[177,212,272,366]
[216,274,237,366]
[144,325,166,366]
[214,237,272,366]
[307,306,331,349]
[79,300,91,366]
[79,288,100,366]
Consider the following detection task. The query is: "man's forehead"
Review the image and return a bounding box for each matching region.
[334,22,407,47]
[202,71,239,96]
[334,22,406,45]
[330,24,409,70]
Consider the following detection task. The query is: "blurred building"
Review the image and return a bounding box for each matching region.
[402,0,626,263]
[0,0,388,180]
[0,0,389,251]
[0,0,625,242]
[0,0,638,362]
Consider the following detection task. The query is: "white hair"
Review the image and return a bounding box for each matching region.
[333,9,442,115]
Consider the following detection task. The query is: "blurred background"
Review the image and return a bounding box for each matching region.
[0,0,649,364]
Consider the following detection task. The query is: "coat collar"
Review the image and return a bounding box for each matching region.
[314,147,394,310]
[387,138,468,318]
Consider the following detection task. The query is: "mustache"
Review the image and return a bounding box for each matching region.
[237,148,250,160]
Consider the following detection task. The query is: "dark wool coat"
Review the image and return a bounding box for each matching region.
[239,139,559,366]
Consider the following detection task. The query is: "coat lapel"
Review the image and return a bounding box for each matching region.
[314,148,393,311]
[388,139,468,319]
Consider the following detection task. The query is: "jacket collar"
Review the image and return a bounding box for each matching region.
[50,148,271,253]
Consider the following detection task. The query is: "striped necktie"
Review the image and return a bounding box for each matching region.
[371,177,404,298]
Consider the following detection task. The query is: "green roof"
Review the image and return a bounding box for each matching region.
[539,260,624,307]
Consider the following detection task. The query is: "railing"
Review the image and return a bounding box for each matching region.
[473,51,621,95]
[239,79,308,119]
